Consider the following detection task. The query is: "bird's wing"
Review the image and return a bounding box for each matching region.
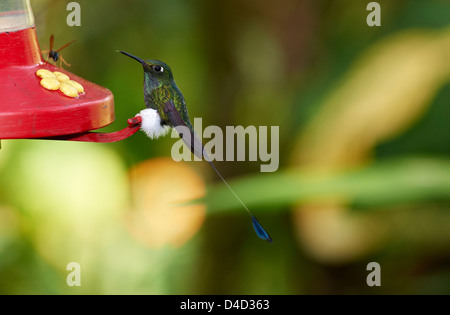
[163,102,272,242]
[163,100,207,160]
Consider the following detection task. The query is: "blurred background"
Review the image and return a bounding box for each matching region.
[0,0,450,294]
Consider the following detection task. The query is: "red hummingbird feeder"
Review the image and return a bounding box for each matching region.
[0,0,141,144]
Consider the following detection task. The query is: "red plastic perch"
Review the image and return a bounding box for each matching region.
[39,116,143,143]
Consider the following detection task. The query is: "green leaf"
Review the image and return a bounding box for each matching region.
[204,158,450,213]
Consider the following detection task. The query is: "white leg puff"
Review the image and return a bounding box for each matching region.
[136,108,171,139]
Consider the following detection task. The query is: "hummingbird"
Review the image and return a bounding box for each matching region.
[118,50,272,243]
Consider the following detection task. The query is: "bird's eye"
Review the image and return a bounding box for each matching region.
[152,65,164,73]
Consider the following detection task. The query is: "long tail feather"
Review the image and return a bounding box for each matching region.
[164,100,272,242]
[206,158,273,243]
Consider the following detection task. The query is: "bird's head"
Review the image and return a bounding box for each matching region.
[117,50,174,87]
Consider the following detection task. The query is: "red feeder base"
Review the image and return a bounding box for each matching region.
[0,26,140,142]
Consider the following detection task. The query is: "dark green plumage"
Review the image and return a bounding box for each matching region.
[118,50,273,243]
[118,51,193,131]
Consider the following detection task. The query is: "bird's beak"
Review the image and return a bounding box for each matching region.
[117,50,146,65]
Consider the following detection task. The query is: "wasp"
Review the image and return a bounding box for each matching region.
[42,34,76,68]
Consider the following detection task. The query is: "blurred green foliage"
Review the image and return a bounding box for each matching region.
[0,0,450,294]
[206,158,450,212]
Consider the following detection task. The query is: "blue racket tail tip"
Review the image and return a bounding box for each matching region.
[251,216,273,243]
